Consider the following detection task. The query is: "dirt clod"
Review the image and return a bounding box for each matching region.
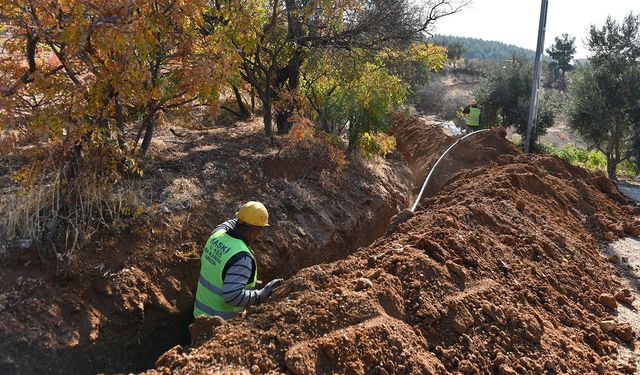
[615,289,636,305]
[445,260,466,280]
[599,320,617,333]
[355,278,373,291]
[614,323,636,343]
[598,293,618,309]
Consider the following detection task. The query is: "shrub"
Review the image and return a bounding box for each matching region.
[358,132,397,159]
[541,144,638,177]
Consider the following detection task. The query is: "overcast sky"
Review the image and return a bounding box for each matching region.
[434,0,639,59]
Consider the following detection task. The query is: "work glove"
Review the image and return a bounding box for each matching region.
[257,278,284,303]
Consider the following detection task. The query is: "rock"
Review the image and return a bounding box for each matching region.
[492,352,507,366]
[355,278,373,291]
[544,360,556,371]
[250,364,260,374]
[498,364,517,375]
[584,332,603,353]
[622,256,629,263]
[603,231,616,241]
[481,302,506,325]
[188,316,225,345]
[615,289,636,305]
[599,320,617,333]
[607,255,620,264]
[598,293,617,309]
[452,306,474,334]
[446,260,466,280]
[154,345,184,368]
[516,200,525,211]
[614,323,635,343]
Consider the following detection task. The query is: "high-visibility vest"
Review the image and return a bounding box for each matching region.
[193,230,257,318]
[466,107,481,127]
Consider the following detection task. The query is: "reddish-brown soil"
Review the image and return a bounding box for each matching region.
[147,123,640,374]
[392,115,520,198]
[0,119,412,374]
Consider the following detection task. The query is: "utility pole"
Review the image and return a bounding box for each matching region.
[524,0,549,153]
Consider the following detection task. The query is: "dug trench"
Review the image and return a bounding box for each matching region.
[1,117,419,375]
[146,119,640,374]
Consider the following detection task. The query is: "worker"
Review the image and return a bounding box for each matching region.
[193,201,283,319]
[462,99,481,134]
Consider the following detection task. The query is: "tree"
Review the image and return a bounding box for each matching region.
[0,0,255,248]
[475,56,555,147]
[234,0,469,136]
[546,33,576,91]
[567,14,640,180]
[301,44,446,150]
[445,42,466,68]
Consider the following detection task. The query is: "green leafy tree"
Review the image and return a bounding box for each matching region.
[546,33,576,91]
[301,44,446,151]
[446,42,466,68]
[475,56,555,147]
[567,14,640,180]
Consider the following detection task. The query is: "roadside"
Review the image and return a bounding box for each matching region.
[604,181,640,372]
[601,238,640,372]
[617,181,640,203]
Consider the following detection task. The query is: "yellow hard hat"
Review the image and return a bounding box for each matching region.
[236,201,269,227]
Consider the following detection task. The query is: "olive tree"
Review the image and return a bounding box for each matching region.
[567,13,640,180]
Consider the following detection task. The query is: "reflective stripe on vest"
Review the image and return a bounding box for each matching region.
[466,107,481,126]
[193,299,240,320]
[194,230,257,318]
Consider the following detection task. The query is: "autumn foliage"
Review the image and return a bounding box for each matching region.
[0,0,463,253]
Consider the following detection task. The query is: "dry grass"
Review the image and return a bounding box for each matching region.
[0,171,147,267]
[287,180,318,206]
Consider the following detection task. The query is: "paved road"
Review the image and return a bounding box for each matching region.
[617,181,640,203]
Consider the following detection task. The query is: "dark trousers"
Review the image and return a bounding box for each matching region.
[465,125,480,134]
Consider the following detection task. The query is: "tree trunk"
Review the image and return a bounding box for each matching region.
[232,84,250,118]
[140,113,156,156]
[251,88,255,112]
[262,94,273,137]
[275,51,303,134]
[606,156,618,180]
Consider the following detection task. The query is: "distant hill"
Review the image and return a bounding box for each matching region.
[428,35,539,61]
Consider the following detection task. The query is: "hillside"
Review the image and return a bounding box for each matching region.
[429,34,539,61]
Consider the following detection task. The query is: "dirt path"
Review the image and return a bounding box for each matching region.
[602,238,640,372]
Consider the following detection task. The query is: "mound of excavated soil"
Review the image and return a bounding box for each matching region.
[148,148,640,374]
[392,115,520,198]
[0,120,412,374]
